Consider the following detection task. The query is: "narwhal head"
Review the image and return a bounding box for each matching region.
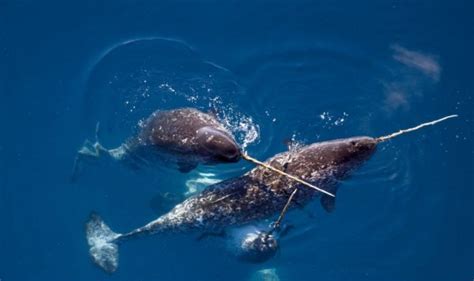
[309,136,377,171]
[196,126,241,163]
[327,136,377,164]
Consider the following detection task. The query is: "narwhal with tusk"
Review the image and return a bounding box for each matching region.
[85,115,457,273]
[72,107,332,196]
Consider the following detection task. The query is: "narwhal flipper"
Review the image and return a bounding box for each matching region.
[70,140,115,182]
[71,140,98,182]
[320,187,337,213]
[177,161,197,173]
[70,123,117,182]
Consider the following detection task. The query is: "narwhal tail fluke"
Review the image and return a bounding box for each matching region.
[86,213,122,273]
[71,122,124,182]
[70,141,113,182]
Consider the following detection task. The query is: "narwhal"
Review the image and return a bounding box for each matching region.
[72,108,241,180]
[85,115,457,272]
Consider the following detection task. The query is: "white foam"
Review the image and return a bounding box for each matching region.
[249,268,280,281]
[184,172,222,196]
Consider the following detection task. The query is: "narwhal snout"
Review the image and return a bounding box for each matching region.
[197,126,242,163]
[348,136,377,159]
[221,144,242,162]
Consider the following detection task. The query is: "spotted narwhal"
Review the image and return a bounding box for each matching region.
[85,115,457,272]
[72,108,241,180]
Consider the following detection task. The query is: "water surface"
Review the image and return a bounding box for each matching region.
[1,1,473,281]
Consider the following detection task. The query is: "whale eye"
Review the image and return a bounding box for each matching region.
[350,141,357,146]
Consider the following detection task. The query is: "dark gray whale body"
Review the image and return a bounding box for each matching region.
[87,136,377,272]
[74,108,240,177]
[119,107,241,171]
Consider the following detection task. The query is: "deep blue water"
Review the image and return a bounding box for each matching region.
[1,1,473,280]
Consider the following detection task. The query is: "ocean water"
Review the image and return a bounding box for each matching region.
[1,1,473,281]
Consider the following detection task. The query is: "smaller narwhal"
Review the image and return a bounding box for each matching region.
[85,114,457,272]
[72,108,241,180]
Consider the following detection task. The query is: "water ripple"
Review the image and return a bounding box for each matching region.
[231,42,433,269]
[81,37,260,167]
[80,38,437,275]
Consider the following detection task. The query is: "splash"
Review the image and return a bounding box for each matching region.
[319,111,349,128]
[237,117,260,150]
[82,37,260,149]
[212,104,260,151]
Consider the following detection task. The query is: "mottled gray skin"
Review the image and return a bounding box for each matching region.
[108,108,241,171]
[121,136,377,237]
[87,136,377,272]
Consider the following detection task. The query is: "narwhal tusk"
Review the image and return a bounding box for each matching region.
[271,188,299,232]
[376,114,458,143]
[241,153,336,197]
